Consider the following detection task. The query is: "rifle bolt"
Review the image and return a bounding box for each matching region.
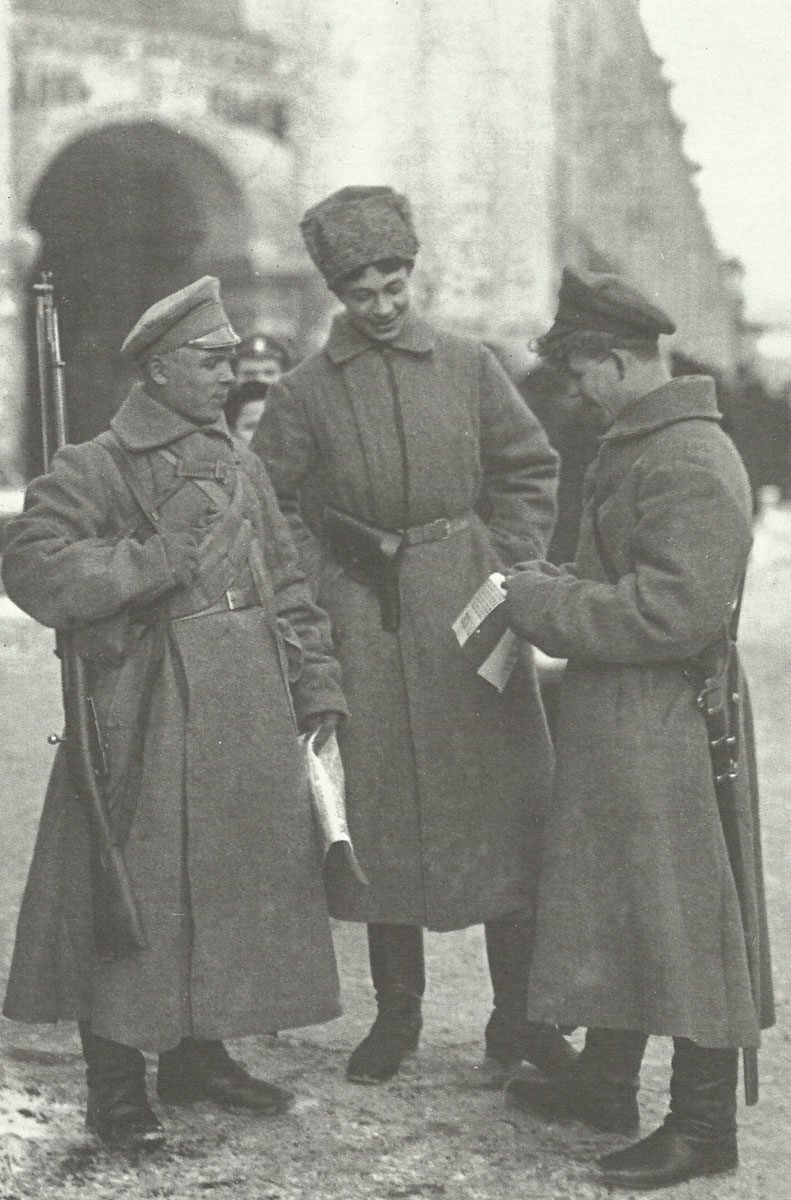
[47,732,65,745]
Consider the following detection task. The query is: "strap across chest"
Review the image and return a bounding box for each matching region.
[98,432,258,611]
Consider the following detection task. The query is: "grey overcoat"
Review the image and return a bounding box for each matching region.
[252,312,558,930]
[3,384,348,1050]
[503,376,774,1047]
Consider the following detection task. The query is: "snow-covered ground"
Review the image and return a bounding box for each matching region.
[1,507,789,1198]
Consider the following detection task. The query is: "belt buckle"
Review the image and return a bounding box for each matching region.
[433,518,451,540]
[225,588,237,611]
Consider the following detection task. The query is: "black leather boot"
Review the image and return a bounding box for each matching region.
[157,1038,293,1114]
[483,914,577,1079]
[347,924,424,1084]
[506,1027,647,1134]
[597,1039,739,1189]
[80,1021,165,1152]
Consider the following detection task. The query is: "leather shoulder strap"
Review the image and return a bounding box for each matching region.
[95,430,161,532]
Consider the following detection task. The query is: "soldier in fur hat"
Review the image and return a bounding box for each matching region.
[252,186,570,1086]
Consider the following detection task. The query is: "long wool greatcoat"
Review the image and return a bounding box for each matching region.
[252,313,558,931]
[503,376,774,1048]
[2,384,348,1051]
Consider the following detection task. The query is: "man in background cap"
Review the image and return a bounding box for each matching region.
[226,335,294,445]
[2,276,347,1150]
[500,268,773,1189]
[225,379,270,445]
[234,332,294,386]
[252,186,569,1087]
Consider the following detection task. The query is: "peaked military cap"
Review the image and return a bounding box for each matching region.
[300,185,420,288]
[121,276,240,361]
[235,331,293,370]
[543,267,676,346]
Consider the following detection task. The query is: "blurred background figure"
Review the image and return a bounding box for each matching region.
[233,333,294,386]
[225,379,269,444]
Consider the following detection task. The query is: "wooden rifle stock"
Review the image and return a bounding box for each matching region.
[34,273,146,959]
[694,602,760,1106]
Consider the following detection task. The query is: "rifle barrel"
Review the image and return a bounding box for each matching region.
[32,272,146,958]
[33,276,54,469]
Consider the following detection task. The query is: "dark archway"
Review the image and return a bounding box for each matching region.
[26,121,250,471]
[19,0,248,37]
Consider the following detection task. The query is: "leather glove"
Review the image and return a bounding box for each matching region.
[300,711,342,753]
[158,528,201,586]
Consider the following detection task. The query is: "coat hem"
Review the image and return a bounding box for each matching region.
[525,1006,763,1049]
[329,904,534,931]
[2,1001,343,1045]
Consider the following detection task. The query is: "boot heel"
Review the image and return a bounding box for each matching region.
[597,1125,738,1189]
[347,1011,422,1084]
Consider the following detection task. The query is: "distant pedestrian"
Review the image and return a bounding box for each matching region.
[225,378,269,444]
[234,331,293,385]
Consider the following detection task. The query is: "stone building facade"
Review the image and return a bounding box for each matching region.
[0,0,744,481]
[552,0,742,375]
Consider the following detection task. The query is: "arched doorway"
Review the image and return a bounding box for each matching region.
[26,121,253,470]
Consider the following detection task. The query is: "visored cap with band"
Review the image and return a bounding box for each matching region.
[235,332,293,370]
[542,267,676,346]
[121,276,240,361]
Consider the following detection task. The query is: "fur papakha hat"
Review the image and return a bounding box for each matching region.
[300,185,420,288]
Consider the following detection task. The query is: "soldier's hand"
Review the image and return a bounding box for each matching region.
[159,528,201,585]
[301,711,342,753]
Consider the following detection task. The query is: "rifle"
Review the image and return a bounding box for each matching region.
[689,581,760,1106]
[34,273,147,959]
[592,496,762,1105]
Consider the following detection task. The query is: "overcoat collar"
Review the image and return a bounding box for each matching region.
[110,381,232,451]
[324,311,436,365]
[599,375,721,445]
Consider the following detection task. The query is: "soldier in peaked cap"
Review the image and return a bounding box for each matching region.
[500,268,773,1189]
[2,276,348,1150]
[226,332,294,443]
[251,186,571,1086]
[234,331,294,385]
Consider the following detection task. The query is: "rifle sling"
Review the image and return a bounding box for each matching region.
[95,439,262,840]
[93,433,172,845]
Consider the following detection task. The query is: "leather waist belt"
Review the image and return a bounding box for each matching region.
[172,583,260,622]
[323,507,472,632]
[401,514,470,545]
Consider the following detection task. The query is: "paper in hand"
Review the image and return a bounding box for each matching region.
[452,572,519,692]
[302,730,368,885]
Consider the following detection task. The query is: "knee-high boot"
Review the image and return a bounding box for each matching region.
[506,1027,646,1133]
[79,1021,165,1150]
[597,1038,739,1189]
[484,913,578,1078]
[346,923,424,1084]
